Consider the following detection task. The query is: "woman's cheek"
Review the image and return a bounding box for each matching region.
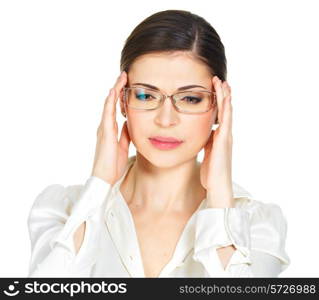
[127,119,148,149]
[197,116,212,140]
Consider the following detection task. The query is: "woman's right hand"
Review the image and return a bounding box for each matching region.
[91,71,131,185]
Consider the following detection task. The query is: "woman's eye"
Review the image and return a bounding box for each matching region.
[182,96,203,104]
[136,93,153,101]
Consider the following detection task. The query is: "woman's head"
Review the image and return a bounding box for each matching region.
[119,10,227,168]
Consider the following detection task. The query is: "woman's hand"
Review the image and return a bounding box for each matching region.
[91,71,131,185]
[200,76,234,208]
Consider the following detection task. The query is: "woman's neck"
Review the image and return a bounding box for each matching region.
[120,153,206,214]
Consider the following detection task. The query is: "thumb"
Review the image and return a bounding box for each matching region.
[203,130,214,160]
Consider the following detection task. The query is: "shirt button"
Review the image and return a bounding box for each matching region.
[108,210,115,219]
[129,255,133,261]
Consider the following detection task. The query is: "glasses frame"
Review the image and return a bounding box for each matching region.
[123,86,217,115]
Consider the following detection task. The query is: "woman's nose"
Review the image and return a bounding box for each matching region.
[154,96,179,127]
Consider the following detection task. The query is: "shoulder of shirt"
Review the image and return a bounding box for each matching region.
[232,180,287,221]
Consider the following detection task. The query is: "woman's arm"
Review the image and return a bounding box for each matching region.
[216,246,283,276]
[216,245,236,269]
[74,222,86,254]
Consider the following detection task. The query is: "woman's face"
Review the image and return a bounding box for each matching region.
[120,51,217,168]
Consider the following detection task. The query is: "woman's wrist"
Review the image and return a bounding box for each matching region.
[206,190,235,208]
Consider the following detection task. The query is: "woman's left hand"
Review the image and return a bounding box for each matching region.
[200,76,234,208]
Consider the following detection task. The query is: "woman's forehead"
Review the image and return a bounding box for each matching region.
[130,51,210,73]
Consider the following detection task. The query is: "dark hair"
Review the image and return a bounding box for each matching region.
[120,9,227,81]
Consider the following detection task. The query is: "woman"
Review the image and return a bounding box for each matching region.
[27,10,290,277]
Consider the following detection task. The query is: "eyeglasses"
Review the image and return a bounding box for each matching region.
[123,86,217,114]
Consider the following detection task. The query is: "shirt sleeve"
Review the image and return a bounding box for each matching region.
[27,176,112,277]
[192,202,290,277]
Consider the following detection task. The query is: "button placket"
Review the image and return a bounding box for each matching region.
[105,204,145,277]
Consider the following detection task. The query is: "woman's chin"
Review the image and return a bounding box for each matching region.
[136,148,197,170]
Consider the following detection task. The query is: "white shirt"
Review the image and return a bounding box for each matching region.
[27,155,290,277]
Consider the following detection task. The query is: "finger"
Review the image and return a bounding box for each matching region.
[203,129,214,159]
[223,81,232,118]
[113,71,127,96]
[220,81,229,122]
[101,72,127,126]
[222,81,230,98]
[109,71,128,116]
[225,81,232,95]
[118,121,131,153]
[215,79,232,132]
[219,93,233,135]
[212,76,224,124]
[100,88,115,127]
[221,80,231,118]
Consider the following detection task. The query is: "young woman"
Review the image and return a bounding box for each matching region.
[27,10,290,277]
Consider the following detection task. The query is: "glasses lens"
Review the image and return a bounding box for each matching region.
[126,88,161,110]
[174,91,213,113]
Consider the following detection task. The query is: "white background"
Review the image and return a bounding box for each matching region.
[0,0,318,277]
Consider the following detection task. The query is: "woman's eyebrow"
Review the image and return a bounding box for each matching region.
[131,82,206,91]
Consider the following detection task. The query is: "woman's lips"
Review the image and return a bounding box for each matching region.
[149,136,182,143]
[148,138,183,150]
